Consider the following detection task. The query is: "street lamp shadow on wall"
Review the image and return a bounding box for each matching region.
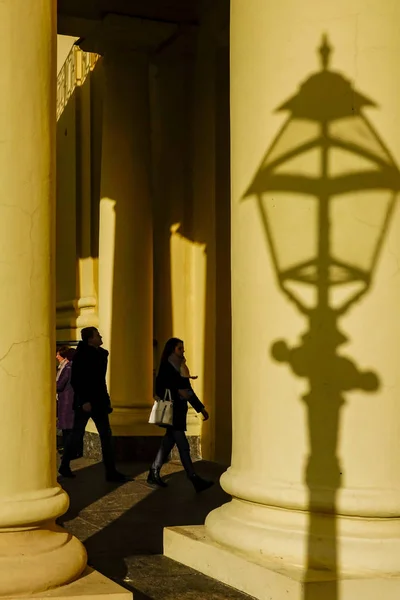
[243,35,400,578]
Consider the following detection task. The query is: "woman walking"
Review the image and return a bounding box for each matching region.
[147,338,214,493]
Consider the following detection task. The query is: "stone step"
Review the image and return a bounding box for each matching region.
[117,555,256,600]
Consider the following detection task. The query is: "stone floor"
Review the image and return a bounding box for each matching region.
[57,457,255,600]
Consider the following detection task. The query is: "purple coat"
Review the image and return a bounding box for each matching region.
[57,361,75,430]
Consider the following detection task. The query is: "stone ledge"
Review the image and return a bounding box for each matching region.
[164,525,400,600]
[4,568,131,600]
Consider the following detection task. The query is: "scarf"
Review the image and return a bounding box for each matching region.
[56,358,68,382]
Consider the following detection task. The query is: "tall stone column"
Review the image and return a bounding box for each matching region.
[165,1,400,598]
[0,0,87,595]
[98,50,154,440]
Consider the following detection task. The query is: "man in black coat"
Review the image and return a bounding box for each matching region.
[59,327,127,482]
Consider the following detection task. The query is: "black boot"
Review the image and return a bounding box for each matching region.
[147,467,168,488]
[58,465,75,479]
[189,474,214,493]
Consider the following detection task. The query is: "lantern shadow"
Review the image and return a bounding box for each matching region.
[244,36,400,599]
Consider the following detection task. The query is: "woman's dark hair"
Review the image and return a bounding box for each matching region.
[160,338,183,365]
[57,345,70,359]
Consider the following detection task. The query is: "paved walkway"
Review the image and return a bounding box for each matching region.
[58,458,254,599]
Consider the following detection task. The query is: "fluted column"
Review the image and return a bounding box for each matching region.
[98,50,153,436]
[0,0,87,595]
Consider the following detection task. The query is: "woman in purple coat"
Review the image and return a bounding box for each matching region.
[56,346,79,454]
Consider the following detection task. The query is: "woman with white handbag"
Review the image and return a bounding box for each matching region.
[147,337,214,493]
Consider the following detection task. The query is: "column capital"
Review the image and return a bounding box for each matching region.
[78,13,178,55]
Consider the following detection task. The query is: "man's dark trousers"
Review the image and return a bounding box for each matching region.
[60,408,115,475]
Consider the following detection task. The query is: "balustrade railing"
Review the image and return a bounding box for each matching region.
[56,46,99,120]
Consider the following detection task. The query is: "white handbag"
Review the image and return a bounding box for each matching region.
[148,389,173,426]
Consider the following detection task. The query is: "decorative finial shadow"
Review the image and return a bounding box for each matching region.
[319,34,331,71]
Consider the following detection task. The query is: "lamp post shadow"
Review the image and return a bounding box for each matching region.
[244,35,400,599]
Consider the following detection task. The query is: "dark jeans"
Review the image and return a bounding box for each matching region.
[61,408,116,475]
[62,429,72,449]
[61,429,83,458]
[152,428,195,477]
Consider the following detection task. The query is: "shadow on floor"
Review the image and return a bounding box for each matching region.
[59,459,250,599]
[59,460,149,522]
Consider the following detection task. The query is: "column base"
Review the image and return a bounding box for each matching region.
[164,525,400,600]
[0,523,87,597]
[2,567,131,600]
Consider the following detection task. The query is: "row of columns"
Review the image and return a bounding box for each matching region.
[0,3,188,594]
[0,1,158,594]
[80,18,178,438]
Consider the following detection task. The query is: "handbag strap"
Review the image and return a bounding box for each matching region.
[163,388,172,402]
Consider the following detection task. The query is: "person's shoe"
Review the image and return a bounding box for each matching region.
[147,467,168,488]
[105,470,131,483]
[190,474,214,493]
[58,465,75,478]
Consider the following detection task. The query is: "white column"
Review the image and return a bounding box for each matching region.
[98,51,153,435]
[0,0,87,595]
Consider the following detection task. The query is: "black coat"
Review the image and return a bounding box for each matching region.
[71,342,112,414]
[155,361,204,431]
